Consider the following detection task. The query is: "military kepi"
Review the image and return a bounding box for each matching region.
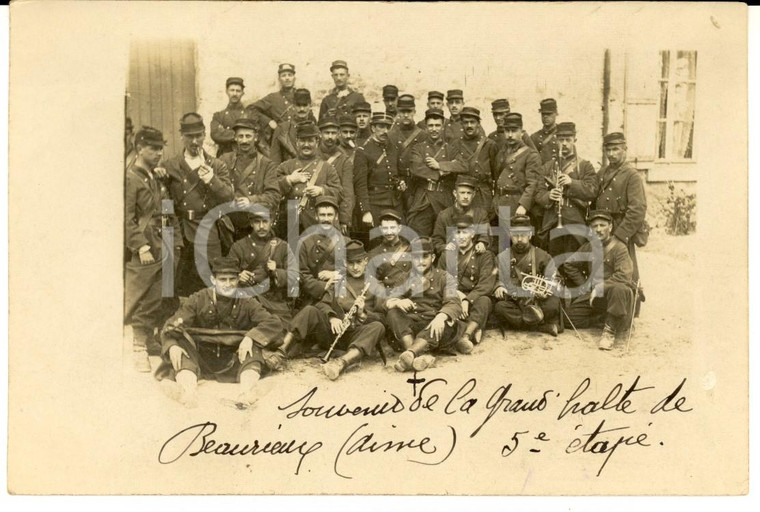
[397,94,415,110]
[503,112,523,129]
[382,85,399,99]
[370,112,394,126]
[294,88,311,105]
[446,89,464,100]
[226,77,244,89]
[460,106,481,121]
[278,63,295,74]
[452,214,475,228]
[455,174,477,189]
[296,121,320,138]
[412,237,434,254]
[425,108,445,120]
[232,118,258,131]
[134,126,166,147]
[330,60,349,72]
[378,209,402,223]
[491,99,510,112]
[346,239,368,261]
[556,122,576,136]
[603,132,626,146]
[315,195,340,210]
[539,98,558,113]
[211,257,241,276]
[511,214,533,230]
[587,210,614,224]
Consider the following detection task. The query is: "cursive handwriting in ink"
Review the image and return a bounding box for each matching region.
[470,384,552,438]
[565,419,650,476]
[650,378,693,414]
[157,421,323,475]
[557,376,654,421]
[333,423,457,479]
[279,387,405,420]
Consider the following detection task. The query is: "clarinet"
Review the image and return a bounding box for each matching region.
[322,282,371,363]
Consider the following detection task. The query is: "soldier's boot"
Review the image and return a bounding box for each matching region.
[265,332,294,371]
[598,324,616,351]
[409,338,435,372]
[473,328,483,345]
[132,327,152,373]
[455,321,479,354]
[147,328,162,356]
[394,335,419,372]
[160,370,199,409]
[237,369,275,408]
[537,321,559,337]
[322,348,362,381]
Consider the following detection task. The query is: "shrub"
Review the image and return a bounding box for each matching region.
[662,181,696,235]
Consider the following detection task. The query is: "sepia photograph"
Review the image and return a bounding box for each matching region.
[7,1,749,498]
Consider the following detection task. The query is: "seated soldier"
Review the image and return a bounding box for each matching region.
[383,237,466,373]
[564,210,635,350]
[366,209,412,289]
[156,257,283,408]
[493,215,561,336]
[267,240,386,378]
[228,208,297,325]
[432,174,490,256]
[438,214,496,349]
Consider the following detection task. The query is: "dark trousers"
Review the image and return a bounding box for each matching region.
[157,335,265,383]
[176,234,223,297]
[565,282,634,330]
[290,305,383,357]
[385,308,462,351]
[493,295,560,329]
[466,296,493,328]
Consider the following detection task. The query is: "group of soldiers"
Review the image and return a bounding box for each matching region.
[125,60,649,408]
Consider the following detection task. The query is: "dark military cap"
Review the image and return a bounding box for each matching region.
[382,85,399,99]
[510,215,533,230]
[294,88,312,105]
[346,239,368,262]
[452,214,475,228]
[278,63,296,74]
[503,112,523,129]
[370,112,394,126]
[338,114,358,128]
[587,210,613,224]
[428,90,445,101]
[125,117,133,131]
[411,237,435,255]
[318,116,340,130]
[232,117,258,132]
[352,101,372,114]
[315,195,339,210]
[603,132,626,146]
[539,98,558,113]
[491,99,510,112]
[460,106,481,121]
[455,174,477,189]
[424,108,446,121]
[378,209,402,223]
[296,121,320,139]
[134,126,167,147]
[179,112,205,134]
[397,94,416,111]
[226,77,245,89]
[446,89,464,100]
[330,60,349,72]
[556,122,576,136]
[247,205,272,221]
[211,256,240,276]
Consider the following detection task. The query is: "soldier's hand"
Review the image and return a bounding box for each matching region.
[169,345,188,371]
[198,163,214,184]
[398,180,407,192]
[395,298,416,312]
[289,169,310,184]
[239,270,256,285]
[154,166,168,179]
[318,270,338,281]
[475,242,486,254]
[557,173,572,187]
[590,285,602,305]
[428,313,448,341]
[549,188,563,202]
[340,223,349,236]
[139,249,155,265]
[425,157,440,170]
[234,197,251,208]
[354,296,366,311]
[237,336,254,363]
[445,241,457,252]
[460,300,470,320]
[304,185,323,197]
[266,260,277,272]
[494,286,508,300]
[329,317,344,335]
[515,205,527,216]
[269,120,278,131]
[362,212,373,226]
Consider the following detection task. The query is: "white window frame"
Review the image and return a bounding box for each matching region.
[656,50,697,163]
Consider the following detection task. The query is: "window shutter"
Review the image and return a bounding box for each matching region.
[624,50,660,164]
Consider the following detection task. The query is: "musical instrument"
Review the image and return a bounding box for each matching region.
[521,273,560,299]
[322,282,371,363]
[552,155,565,229]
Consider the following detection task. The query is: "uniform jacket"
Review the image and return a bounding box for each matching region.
[389,124,429,177]
[276,156,341,229]
[382,266,462,322]
[496,244,555,297]
[494,141,542,215]
[211,102,246,155]
[432,204,491,254]
[593,161,647,245]
[298,232,349,300]
[530,125,559,165]
[367,238,413,289]
[319,87,367,121]
[452,134,500,206]
[488,129,536,151]
[315,275,384,325]
[535,154,597,233]
[318,144,355,227]
[355,127,372,148]
[248,88,296,126]
[162,287,283,352]
[125,163,183,258]
[219,150,281,229]
[354,137,402,213]
[408,137,467,215]
[564,236,634,293]
[269,119,299,166]
[438,244,497,303]
[162,150,234,242]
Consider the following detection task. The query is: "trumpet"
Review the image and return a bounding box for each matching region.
[552,156,564,229]
[521,274,560,299]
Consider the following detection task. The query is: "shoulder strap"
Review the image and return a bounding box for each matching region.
[389,242,409,266]
[326,152,341,165]
[400,127,423,153]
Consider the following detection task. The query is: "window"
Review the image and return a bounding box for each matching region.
[656,50,697,160]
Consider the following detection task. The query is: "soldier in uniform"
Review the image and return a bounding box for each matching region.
[382,84,399,119]
[432,175,490,256]
[564,210,636,350]
[246,63,297,148]
[534,121,598,262]
[275,121,342,234]
[228,209,297,325]
[156,257,283,408]
[487,99,535,150]
[211,77,247,157]
[366,210,413,291]
[271,240,386,380]
[416,90,445,130]
[354,112,405,231]
[317,116,354,236]
[493,215,561,336]
[269,88,315,166]
[438,214,496,349]
[593,132,647,313]
[443,89,486,142]
[353,101,373,147]
[452,106,499,212]
[125,127,183,372]
[319,60,367,121]
[530,98,560,165]
[492,113,542,250]
[160,113,234,297]
[389,94,428,214]
[218,117,280,243]
[338,114,358,159]
[407,108,466,237]
[383,237,465,373]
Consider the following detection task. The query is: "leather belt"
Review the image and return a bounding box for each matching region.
[178,209,209,221]
[368,185,394,192]
[497,186,522,196]
[425,181,445,192]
